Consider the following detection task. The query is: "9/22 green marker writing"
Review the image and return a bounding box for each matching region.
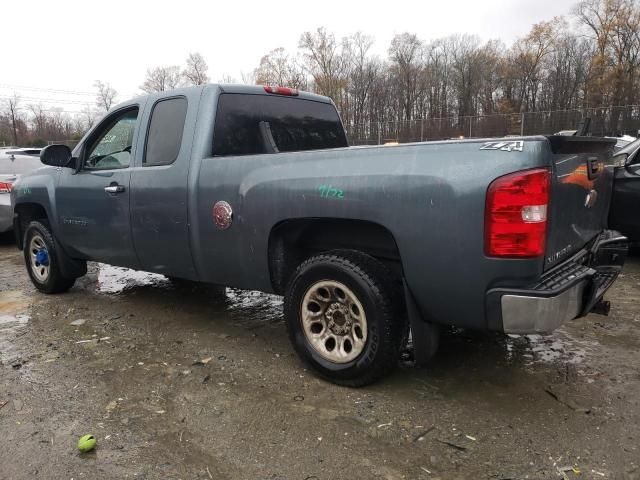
[318,184,344,199]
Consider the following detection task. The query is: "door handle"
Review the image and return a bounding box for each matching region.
[587,158,603,179]
[104,184,125,194]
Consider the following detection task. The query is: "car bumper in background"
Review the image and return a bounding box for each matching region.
[0,195,13,232]
[487,231,628,334]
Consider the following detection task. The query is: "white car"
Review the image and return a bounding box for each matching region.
[0,148,43,232]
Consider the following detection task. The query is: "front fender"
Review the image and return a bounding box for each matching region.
[11,167,59,247]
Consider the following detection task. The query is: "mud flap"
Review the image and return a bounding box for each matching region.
[54,237,87,280]
[403,280,439,366]
[12,213,23,249]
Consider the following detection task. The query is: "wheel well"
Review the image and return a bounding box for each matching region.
[268,218,402,294]
[14,203,48,250]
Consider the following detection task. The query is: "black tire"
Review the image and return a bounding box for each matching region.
[284,250,405,387]
[23,220,75,294]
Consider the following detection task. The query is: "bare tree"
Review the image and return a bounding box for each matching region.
[94,80,118,111]
[219,74,238,84]
[389,33,424,122]
[5,94,21,145]
[574,0,640,110]
[28,103,48,138]
[254,48,307,88]
[240,70,257,85]
[140,66,182,93]
[83,105,100,130]
[347,33,379,129]
[183,52,210,85]
[299,27,350,102]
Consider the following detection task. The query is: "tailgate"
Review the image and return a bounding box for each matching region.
[544,136,617,269]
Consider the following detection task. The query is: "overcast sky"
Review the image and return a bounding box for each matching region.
[2,0,578,113]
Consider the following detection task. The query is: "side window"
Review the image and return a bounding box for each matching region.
[144,97,188,166]
[85,108,139,170]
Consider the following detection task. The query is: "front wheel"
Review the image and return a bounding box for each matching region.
[23,221,75,294]
[284,250,405,387]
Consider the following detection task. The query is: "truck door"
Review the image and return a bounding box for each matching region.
[130,94,197,279]
[56,105,142,268]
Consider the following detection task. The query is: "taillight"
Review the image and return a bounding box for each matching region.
[263,85,299,96]
[485,168,550,258]
[0,181,12,194]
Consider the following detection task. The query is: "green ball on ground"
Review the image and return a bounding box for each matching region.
[77,434,96,453]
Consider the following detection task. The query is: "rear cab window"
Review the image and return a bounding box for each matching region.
[144,97,188,166]
[213,93,348,156]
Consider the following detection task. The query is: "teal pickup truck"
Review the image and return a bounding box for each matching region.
[11,84,628,385]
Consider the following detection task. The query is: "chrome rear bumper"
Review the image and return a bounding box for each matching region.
[501,281,588,334]
[487,231,628,334]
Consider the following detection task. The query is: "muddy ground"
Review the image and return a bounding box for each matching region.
[0,234,639,480]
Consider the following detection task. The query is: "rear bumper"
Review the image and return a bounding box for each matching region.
[486,231,628,334]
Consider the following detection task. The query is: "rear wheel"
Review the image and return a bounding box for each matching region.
[23,220,75,293]
[284,250,405,387]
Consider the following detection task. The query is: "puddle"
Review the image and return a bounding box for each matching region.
[88,263,285,328]
[225,288,284,328]
[0,317,31,365]
[0,290,29,315]
[94,263,171,294]
[0,291,31,366]
[505,332,593,366]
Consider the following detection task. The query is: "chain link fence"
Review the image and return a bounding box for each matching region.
[346,105,640,145]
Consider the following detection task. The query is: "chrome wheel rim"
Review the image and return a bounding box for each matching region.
[301,280,367,363]
[29,234,50,283]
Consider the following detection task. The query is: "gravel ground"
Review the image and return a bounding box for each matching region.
[1,234,639,480]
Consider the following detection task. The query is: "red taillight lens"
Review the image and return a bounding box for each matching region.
[263,85,299,96]
[485,168,550,258]
[0,181,12,194]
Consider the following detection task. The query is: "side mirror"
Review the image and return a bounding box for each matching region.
[40,144,75,168]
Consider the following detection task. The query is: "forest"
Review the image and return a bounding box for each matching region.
[1,0,639,146]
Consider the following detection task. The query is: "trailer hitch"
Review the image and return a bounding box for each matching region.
[590,299,611,316]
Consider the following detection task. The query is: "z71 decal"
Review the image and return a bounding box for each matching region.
[480,141,524,152]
